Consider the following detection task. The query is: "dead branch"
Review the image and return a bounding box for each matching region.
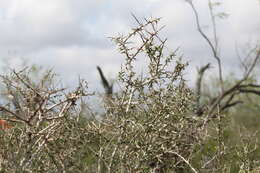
[195,63,210,115]
[187,0,260,119]
[207,49,260,115]
[187,1,224,91]
[97,66,113,96]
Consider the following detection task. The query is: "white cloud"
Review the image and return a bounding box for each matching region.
[0,0,259,90]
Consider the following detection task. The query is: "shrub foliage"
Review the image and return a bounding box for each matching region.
[0,14,259,173]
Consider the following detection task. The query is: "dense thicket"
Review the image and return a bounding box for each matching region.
[0,1,259,172]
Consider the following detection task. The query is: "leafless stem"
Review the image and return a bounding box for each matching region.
[166,151,198,173]
[187,1,224,91]
[195,63,210,113]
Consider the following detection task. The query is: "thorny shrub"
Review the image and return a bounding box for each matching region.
[0,17,259,173]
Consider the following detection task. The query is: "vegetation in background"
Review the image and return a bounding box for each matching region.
[0,0,259,172]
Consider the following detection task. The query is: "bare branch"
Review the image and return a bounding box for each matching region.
[221,100,243,112]
[195,63,210,115]
[206,48,260,116]
[97,66,113,95]
[239,88,260,96]
[187,1,224,91]
[166,151,199,173]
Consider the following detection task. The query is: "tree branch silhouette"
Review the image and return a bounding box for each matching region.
[97,66,113,95]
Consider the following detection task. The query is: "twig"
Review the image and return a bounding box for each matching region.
[166,151,198,173]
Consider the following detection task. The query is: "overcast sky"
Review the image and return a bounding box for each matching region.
[0,0,259,92]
